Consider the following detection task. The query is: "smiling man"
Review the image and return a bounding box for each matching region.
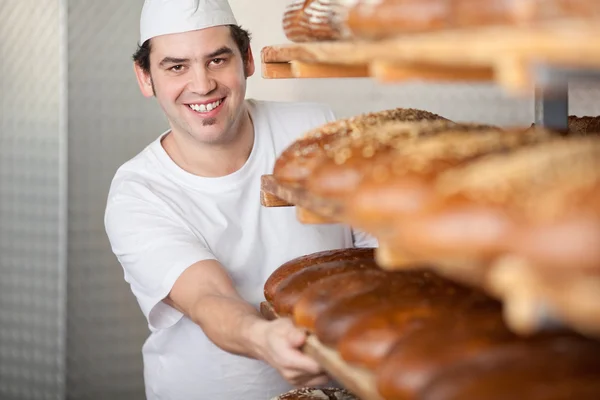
[104,1,376,399]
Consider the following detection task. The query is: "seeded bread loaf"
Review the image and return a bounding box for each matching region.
[273,108,449,188]
[271,258,379,316]
[305,122,502,202]
[403,136,600,271]
[264,248,374,304]
[271,387,357,400]
[345,126,553,237]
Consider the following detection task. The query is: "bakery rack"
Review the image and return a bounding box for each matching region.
[260,13,600,400]
[262,20,600,132]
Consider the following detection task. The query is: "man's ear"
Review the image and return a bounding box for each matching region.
[133,63,155,97]
[244,47,255,78]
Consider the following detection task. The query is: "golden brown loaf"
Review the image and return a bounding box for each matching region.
[419,336,600,400]
[271,258,378,316]
[375,310,559,399]
[337,291,501,370]
[272,108,449,188]
[264,247,374,303]
[292,268,390,332]
[312,269,467,347]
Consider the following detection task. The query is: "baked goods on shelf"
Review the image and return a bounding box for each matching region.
[378,326,600,400]
[337,292,502,370]
[271,387,358,400]
[272,258,378,316]
[283,0,351,43]
[344,126,552,232]
[304,122,501,202]
[409,135,600,271]
[415,335,600,400]
[264,247,374,303]
[345,0,600,40]
[312,268,473,347]
[273,108,449,188]
[293,268,390,331]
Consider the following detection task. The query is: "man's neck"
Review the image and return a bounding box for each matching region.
[161,109,254,178]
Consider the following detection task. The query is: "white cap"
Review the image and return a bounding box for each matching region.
[139,0,238,44]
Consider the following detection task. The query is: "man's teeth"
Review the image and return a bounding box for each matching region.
[189,99,222,113]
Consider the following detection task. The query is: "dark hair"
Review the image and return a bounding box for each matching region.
[132,25,252,75]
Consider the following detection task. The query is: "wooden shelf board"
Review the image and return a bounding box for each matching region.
[261,22,600,91]
[260,175,343,224]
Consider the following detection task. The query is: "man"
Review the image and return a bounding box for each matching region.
[104,0,376,399]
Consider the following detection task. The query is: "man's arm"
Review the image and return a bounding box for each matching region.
[164,259,328,386]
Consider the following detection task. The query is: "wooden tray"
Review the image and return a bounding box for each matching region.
[261,175,343,224]
[261,21,600,93]
[260,302,384,400]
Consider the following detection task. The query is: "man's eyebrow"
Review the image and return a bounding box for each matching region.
[159,57,189,68]
[205,46,234,59]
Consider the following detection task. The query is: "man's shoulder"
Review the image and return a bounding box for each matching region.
[106,141,163,206]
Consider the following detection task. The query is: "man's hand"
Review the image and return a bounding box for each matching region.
[251,318,330,387]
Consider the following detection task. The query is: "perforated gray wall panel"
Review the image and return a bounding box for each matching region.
[0,1,66,399]
[66,1,157,399]
[1,1,599,400]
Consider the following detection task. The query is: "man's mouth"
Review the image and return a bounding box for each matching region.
[187,98,225,114]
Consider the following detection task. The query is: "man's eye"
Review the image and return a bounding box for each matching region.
[210,58,225,66]
[170,65,184,72]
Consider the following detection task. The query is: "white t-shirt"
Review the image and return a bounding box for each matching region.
[104,100,377,400]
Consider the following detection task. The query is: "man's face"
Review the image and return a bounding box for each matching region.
[135,26,254,146]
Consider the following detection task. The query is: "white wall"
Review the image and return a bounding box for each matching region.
[230,0,600,125]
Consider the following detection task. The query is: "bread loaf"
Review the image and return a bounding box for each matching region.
[567,115,600,136]
[337,291,501,369]
[419,336,600,400]
[375,309,548,399]
[264,247,374,303]
[283,1,311,42]
[420,136,600,271]
[283,0,350,42]
[345,126,552,238]
[273,108,449,188]
[271,387,357,400]
[293,268,390,331]
[347,0,450,39]
[271,258,378,316]
[305,121,495,200]
[313,269,467,347]
[346,0,600,40]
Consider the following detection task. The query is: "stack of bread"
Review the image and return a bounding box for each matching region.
[270,107,600,338]
[263,248,600,399]
[282,0,599,42]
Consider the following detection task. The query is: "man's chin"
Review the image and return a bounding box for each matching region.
[202,117,218,127]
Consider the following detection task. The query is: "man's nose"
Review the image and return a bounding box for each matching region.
[187,67,217,95]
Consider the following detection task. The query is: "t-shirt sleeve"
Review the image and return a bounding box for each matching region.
[104,192,216,332]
